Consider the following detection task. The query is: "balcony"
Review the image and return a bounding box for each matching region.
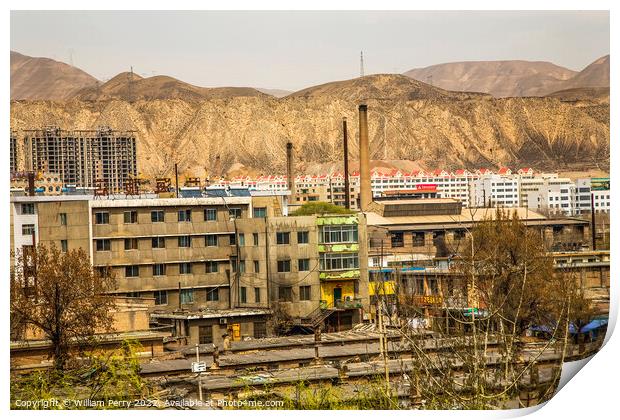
[334,298,363,310]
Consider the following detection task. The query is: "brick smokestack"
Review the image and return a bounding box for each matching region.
[286,142,295,195]
[358,104,371,211]
[27,172,35,197]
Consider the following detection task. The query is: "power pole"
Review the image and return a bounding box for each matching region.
[195,344,203,401]
[591,193,597,251]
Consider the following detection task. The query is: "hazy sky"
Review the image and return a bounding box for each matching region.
[10,10,609,91]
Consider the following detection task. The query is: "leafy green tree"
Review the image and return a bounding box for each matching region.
[290,201,354,216]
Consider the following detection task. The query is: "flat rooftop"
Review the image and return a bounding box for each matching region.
[365,206,588,230]
[10,194,253,207]
[150,308,271,320]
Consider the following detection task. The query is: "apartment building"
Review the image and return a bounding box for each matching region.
[469,174,520,207]
[10,132,17,173]
[221,169,610,217]
[10,193,368,345]
[16,127,137,193]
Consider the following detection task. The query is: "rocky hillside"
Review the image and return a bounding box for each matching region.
[404,55,609,97]
[10,74,609,179]
[74,72,269,101]
[10,51,99,100]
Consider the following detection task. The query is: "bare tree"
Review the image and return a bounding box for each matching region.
[397,209,595,408]
[10,243,117,371]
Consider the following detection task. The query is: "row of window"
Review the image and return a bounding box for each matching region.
[390,231,466,248]
[320,225,358,244]
[94,207,265,225]
[117,257,313,277]
[95,230,311,251]
[146,284,313,307]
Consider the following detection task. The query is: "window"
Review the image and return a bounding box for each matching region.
[96,266,111,278]
[123,210,137,224]
[152,237,165,248]
[207,288,219,301]
[206,261,219,273]
[240,287,247,304]
[254,287,261,303]
[253,233,259,246]
[413,232,425,247]
[151,210,165,222]
[205,235,218,247]
[180,289,194,304]
[278,286,293,302]
[154,290,168,305]
[60,240,68,253]
[228,208,242,219]
[391,232,404,248]
[277,260,291,272]
[298,258,310,271]
[178,209,192,222]
[22,224,35,236]
[297,231,309,244]
[124,238,138,250]
[276,232,290,245]
[96,239,111,251]
[204,208,217,221]
[199,325,213,344]
[179,262,192,274]
[153,264,166,276]
[239,260,246,273]
[320,253,359,271]
[125,266,139,277]
[253,207,267,218]
[254,321,267,338]
[21,203,35,215]
[178,236,192,247]
[320,225,358,243]
[59,213,67,226]
[95,212,109,224]
[253,260,260,273]
[300,285,311,301]
[238,234,245,246]
[453,230,466,240]
[229,234,236,245]
[126,292,140,298]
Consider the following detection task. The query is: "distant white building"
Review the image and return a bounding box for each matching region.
[469,174,520,208]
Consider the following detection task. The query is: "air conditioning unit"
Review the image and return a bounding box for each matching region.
[219,318,228,325]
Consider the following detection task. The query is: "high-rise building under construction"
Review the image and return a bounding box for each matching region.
[19,126,137,193]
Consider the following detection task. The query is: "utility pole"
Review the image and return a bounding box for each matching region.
[378,300,390,397]
[591,193,597,251]
[174,163,179,198]
[195,344,203,401]
[342,117,351,209]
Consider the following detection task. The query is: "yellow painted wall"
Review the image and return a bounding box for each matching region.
[369,280,396,296]
[320,281,354,307]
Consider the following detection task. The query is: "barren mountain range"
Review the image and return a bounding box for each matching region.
[404,55,609,98]
[10,52,610,179]
[10,51,98,100]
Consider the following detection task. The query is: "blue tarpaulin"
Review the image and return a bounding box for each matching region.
[530,323,577,334]
[580,318,608,334]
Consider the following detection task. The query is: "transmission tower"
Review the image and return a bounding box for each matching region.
[360,51,365,77]
[127,66,134,102]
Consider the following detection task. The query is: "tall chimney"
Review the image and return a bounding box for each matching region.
[343,118,351,209]
[286,142,295,196]
[27,172,35,196]
[358,104,372,211]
